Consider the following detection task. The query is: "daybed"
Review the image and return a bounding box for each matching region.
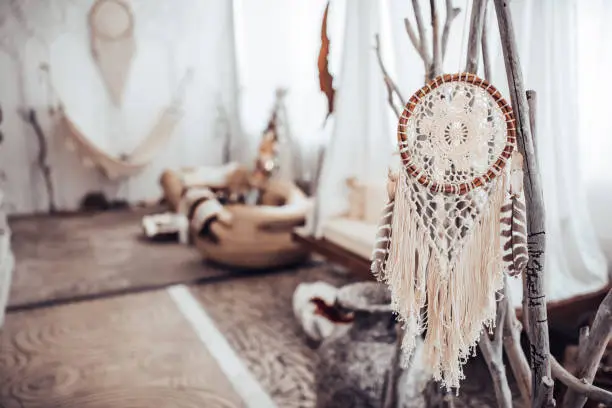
[294,177,611,327]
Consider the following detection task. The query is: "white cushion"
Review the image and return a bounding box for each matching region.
[363,182,388,224]
[322,217,377,260]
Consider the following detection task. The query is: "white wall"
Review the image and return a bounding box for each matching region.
[0,0,240,215]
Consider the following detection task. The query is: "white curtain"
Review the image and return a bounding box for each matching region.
[312,0,609,303]
[0,0,240,214]
[232,0,343,182]
[313,0,395,237]
[491,0,610,303]
[577,0,612,266]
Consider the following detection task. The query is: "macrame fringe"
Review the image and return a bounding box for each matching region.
[379,169,507,391]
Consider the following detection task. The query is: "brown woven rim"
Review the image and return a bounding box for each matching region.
[397,72,516,195]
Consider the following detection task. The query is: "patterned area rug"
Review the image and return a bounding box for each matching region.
[191,263,355,408]
[191,264,525,408]
[0,290,244,408]
[7,209,236,310]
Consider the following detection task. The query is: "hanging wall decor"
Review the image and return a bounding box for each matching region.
[88,0,136,106]
[371,73,528,391]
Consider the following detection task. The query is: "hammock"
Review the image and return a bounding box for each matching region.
[60,70,192,180]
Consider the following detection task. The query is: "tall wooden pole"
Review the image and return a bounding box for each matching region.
[493,1,554,406]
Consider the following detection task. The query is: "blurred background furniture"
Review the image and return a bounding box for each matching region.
[0,190,14,327]
[194,179,310,269]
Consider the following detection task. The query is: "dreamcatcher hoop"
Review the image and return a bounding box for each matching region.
[397,72,516,195]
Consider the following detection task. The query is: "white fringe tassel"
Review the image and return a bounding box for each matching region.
[379,169,507,391]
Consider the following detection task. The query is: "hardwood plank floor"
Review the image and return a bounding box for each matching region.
[0,290,244,408]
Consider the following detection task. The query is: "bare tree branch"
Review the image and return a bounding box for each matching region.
[479,294,513,408]
[503,282,532,405]
[374,34,404,118]
[18,108,56,213]
[404,18,428,67]
[411,0,430,67]
[493,1,553,405]
[563,289,612,407]
[442,0,461,59]
[465,0,487,73]
[481,0,492,80]
[551,355,612,406]
[430,0,441,78]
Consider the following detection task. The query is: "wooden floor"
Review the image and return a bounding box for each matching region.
[0,290,244,408]
[7,210,234,311]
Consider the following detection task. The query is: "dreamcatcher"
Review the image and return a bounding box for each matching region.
[371,73,528,390]
[88,0,136,106]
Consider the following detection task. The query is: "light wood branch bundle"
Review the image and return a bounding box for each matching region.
[493,1,554,405]
[562,289,612,407]
[403,0,461,81]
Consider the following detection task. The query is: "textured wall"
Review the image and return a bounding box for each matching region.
[0,0,241,215]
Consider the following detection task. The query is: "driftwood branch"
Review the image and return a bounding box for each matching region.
[480,0,492,80]
[374,34,404,119]
[563,289,612,407]
[465,0,487,73]
[503,281,532,405]
[493,1,553,406]
[442,0,461,60]
[517,292,612,406]
[477,10,516,408]
[411,0,430,68]
[18,108,56,213]
[430,0,441,78]
[479,293,513,408]
[551,355,612,406]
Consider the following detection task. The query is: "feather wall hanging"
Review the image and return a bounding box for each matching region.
[371,73,528,391]
[317,1,335,123]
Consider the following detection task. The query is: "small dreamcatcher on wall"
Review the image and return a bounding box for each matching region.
[88,0,136,106]
[371,73,528,390]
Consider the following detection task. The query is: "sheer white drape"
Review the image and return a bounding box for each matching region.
[577,0,612,265]
[494,0,610,303]
[313,0,395,237]
[232,0,346,182]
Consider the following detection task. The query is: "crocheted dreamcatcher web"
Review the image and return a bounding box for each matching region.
[372,73,527,391]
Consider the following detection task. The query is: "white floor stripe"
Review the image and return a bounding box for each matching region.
[167,284,277,408]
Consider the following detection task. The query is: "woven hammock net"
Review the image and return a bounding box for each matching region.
[373,74,523,391]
